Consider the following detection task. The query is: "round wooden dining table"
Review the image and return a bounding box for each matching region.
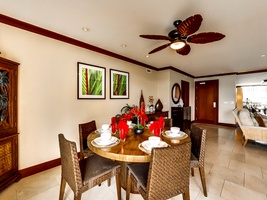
[87,127,191,192]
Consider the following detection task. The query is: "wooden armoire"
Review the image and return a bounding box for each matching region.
[0,57,20,191]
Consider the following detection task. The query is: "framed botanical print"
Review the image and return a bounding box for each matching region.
[110,69,129,99]
[77,62,106,99]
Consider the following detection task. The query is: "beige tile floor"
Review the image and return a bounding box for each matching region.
[1,123,267,200]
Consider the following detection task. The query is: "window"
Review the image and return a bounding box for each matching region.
[242,86,267,107]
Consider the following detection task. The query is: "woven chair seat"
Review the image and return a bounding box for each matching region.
[127,163,149,190]
[81,154,120,186]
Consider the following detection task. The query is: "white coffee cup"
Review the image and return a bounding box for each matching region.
[171,127,180,135]
[127,121,132,126]
[101,124,110,131]
[100,132,111,141]
[148,136,161,147]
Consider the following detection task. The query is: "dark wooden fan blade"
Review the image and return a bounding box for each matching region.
[140,35,171,41]
[176,44,191,55]
[178,14,203,37]
[187,32,225,44]
[148,43,171,54]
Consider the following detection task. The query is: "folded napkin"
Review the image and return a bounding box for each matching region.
[149,121,161,136]
[111,117,117,124]
[118,121,129,140]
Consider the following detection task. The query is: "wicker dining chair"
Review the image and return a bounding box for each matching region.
[126,142,191,200]
[164,118,173,130]
[58,134,121,200]
[190,124,207,197]
[78,120,97,160]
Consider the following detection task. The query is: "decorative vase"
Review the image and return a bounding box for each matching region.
[155,99,163,112]
[139,90,145,111]
[134,127,144,134]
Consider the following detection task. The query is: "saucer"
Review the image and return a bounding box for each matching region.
[163,130,187,139]
[140,140,168,151]
[93,136,117,146]
[95,128,111,134]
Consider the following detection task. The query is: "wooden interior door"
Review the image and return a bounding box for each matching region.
[195,79,218,124]
[181,80,189,106]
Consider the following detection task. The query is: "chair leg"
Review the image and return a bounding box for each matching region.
[182,191,190,200]
[242,136,248,146]
[115,173,121,200]
[59,176,66,200]
[126,172,131,200]
[191,168,194,176]
[74,194,81,200]
[199,167,207,197]
[107,178,111,186]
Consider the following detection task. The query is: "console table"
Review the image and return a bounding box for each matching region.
[145,111,169,121]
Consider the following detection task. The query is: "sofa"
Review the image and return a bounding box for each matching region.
[232,108,267,146]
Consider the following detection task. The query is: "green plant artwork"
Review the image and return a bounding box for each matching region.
[82,68,103,95]
[112,73,126,96]
[78,62,105,99]
[110,69,129,99]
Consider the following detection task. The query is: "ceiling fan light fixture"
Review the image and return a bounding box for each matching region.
[170,40,186,50]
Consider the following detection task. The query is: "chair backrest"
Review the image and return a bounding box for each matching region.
[164,118,173,129]
[79,120,97,151]
[58,134,83,192]
[146,142,191,200]
[190,124,207,167]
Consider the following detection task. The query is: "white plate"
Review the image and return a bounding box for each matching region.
[164,130,185,138]
[128,123,136,128]
[94,136,117,146]
[141,140,168,151]
[95,128,111,134]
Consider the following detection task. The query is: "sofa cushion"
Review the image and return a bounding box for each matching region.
[238,109,255,126]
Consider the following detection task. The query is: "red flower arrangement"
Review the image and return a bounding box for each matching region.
[120,104,148,129]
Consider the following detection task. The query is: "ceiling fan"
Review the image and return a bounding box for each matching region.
[140,14,225,55]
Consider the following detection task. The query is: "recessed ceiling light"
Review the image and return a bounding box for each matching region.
[261,54,266,58]
[121,44,127,48]
[146,55,149,58]
[82,27,89,32]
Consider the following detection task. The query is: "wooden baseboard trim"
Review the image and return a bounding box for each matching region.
[19,158,61,178]
[218,122,236,127]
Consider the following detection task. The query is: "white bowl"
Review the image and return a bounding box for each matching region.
[171,127,180,135]
[100,132,111,141]
[148,136,161,147]
[101,124,110,131]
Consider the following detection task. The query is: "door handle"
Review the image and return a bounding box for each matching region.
[213,102,216,108]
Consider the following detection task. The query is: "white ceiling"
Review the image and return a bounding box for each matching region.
[1,0,267,80]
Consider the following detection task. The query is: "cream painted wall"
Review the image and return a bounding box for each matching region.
[170,71,195,119]
[0,23,190,169]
